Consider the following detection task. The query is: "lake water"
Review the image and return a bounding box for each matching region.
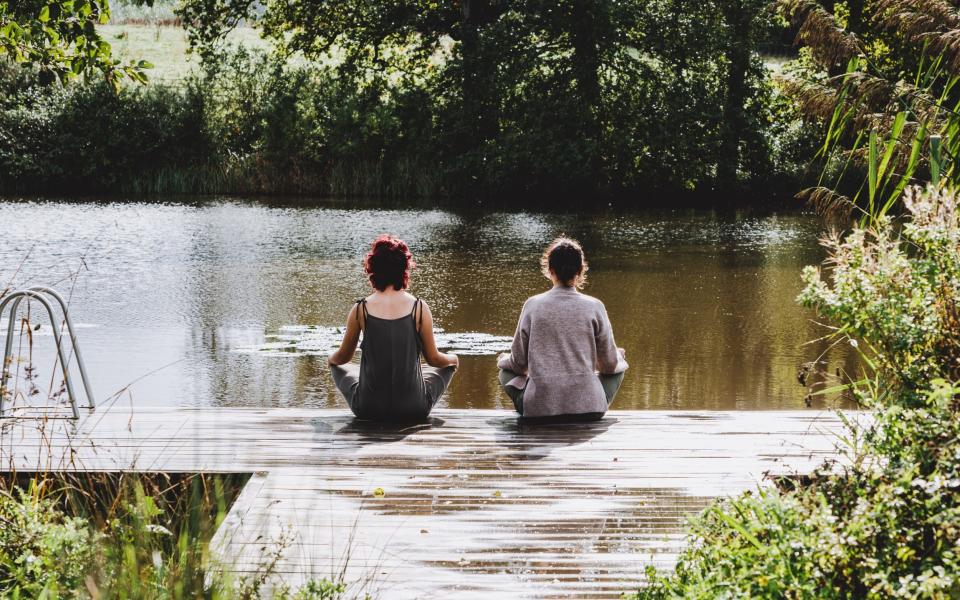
[0,199,854,412]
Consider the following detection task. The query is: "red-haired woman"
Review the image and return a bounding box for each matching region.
[497,237,627,419]
[328,235,459,421]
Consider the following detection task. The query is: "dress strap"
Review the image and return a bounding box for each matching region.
[356,299,367,327]
[411,298,421,333]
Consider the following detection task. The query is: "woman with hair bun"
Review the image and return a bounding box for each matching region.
[328,235,458,421]
[497,237,627,419]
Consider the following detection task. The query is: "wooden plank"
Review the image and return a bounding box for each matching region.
[0,407,866,598]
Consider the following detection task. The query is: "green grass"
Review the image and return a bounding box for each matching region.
[0,472,352,598]
[101,24,270,83]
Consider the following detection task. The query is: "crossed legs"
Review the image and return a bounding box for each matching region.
[497,369,625,416]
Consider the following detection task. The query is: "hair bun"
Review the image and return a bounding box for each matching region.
[540,237,588,289]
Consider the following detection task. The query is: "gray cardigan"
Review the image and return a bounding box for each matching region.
[497,286,628,417]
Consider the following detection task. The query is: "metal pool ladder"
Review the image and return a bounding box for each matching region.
[0,287,96,419]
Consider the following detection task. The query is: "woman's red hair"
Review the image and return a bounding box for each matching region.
[364,235,415,291]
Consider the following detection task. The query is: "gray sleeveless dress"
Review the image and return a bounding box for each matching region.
[330,298,455,421]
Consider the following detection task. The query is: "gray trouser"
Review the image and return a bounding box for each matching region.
[497,368,624,416]
[330,362,455,420]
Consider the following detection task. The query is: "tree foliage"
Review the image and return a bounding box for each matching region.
[0,0,817,200]
[0,0,148,87]
[175,0,795,199]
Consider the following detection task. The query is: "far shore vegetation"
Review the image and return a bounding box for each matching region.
[1,0,816,203]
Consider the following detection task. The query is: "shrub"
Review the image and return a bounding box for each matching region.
[0,59,211,194]
[638,384,960,599]
[0,486,98,597]
[799,185,960,403]
[275,578,348,600]
[0,51,443,198]
[632,185,960,599]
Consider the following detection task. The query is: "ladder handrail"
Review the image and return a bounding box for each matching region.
[0,289,89,419]
[11,287,95,409]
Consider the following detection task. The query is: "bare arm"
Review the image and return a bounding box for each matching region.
[328,303,362,366]
[418,301,459,369]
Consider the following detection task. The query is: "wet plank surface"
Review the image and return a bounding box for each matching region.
[0,408,863,598]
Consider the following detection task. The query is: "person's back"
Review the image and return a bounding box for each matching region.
[498,238,627,418]
[353,295,427,420]
[329,235,459,421]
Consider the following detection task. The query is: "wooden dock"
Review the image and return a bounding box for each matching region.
[0,407,862,598]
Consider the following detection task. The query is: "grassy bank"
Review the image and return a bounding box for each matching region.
[101,22,795,86]
[101,25,269,83]
[0,471,351,598]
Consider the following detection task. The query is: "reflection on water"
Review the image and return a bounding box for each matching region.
[0,199,854,410]
[235,326,512,356]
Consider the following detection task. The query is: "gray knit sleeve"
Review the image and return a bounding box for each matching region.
[497,300,530,374]
[595,302,625,374]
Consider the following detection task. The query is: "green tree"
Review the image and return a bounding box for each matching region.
[717,0,774,190]
[0,0,148,87]
[176,0,785,198]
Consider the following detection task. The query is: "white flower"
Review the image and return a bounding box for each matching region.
[146,524,172,536]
